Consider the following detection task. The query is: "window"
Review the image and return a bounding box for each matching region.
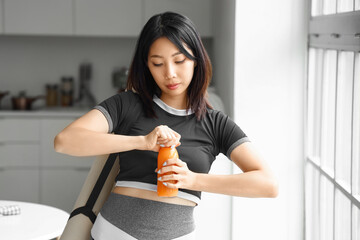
[305,1,360,239]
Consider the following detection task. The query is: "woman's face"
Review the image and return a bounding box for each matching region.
[147,37,196,107]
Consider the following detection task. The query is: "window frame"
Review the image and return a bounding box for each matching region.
[305,2,360,239]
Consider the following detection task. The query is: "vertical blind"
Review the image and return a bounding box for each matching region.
[305,1,360,239]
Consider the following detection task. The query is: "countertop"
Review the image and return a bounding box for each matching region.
[0,107,90,118]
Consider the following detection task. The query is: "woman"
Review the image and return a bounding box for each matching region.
[54,12,278,240]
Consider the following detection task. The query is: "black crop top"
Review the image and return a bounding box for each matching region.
[94,91,250,203]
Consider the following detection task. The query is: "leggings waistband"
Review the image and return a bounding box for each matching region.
[91,193,196,240]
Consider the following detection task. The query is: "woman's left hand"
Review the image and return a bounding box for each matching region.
[156,158,196,190]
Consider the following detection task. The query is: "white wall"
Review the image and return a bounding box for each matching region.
[233,0,307,239]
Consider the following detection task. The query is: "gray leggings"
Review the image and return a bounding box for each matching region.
[91,193,196,240]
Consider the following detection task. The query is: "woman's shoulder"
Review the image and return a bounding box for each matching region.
[205,107,228,120]
[106,90,142,105]
[118,90,140,99]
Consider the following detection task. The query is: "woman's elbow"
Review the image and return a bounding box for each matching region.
[267,177,279,198]
[54,132,66,153]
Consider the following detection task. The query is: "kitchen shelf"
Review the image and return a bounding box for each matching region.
[0,108,89,118]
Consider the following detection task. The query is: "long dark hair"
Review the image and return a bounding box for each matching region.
[127,11,212,120]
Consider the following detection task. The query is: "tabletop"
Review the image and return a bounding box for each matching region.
[0,200,69,240]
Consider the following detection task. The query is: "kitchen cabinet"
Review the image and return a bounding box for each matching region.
[41,168,89,212]
[0,144,40,167]
[0,168,40,203]
[144,0,213,37]
[0,118,40,202]
[3,0,73,35]
[0,118,40,142]
[74,0,143,37]
[0,112,94,213]
[1,0,213,37]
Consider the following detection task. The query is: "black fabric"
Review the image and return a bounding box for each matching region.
[96,91,249,199]
[68,153,118,223]
[86,153,118,208]
[69,206,97,224]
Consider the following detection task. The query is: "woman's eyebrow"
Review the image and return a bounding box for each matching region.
[150,52,183,58]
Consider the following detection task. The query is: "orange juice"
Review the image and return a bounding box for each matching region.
[157,146,179,197]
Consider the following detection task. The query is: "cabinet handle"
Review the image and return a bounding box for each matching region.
[74,167,90,172]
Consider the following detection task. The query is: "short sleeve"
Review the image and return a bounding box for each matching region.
[93,91,140,134]
[212,110,250,159]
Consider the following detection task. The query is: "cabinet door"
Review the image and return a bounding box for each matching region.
[144,0,213,37]
[0,143,39,167]
[40,168,90,212]
[0,168,40,203]
[4,0,73,35]
[75,0,142,37]
[40,118,94,168]
[0,118,40,142]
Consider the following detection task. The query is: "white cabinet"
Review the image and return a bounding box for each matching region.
[0,118,40,142]
[0,113,94,213]
[144,0,213,37]
[4,0,73,35]
[1,0,213,37]
[0,118,40,167]
[0,144,39,167]
[75,0,142,37]
[0,168,40,202]
[0,118,40,202]
[41,168,90,212]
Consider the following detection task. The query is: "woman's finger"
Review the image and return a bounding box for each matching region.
[158,165,182,174]
[161,181,178,189]
[158,173,179,182]
[163,158,186,167]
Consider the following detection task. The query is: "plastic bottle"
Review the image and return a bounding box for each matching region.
[157,146,179,197]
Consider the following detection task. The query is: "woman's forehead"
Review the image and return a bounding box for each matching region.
[148,37,193,57]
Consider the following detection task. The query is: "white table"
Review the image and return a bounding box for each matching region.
[0,200,69,240]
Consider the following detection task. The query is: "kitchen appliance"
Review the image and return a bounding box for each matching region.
[75,63,96,108]
[12,91,44,110]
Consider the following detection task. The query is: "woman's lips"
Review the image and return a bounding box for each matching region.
[166,83,180,90]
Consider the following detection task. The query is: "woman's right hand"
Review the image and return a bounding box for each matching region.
[143,125,181,152]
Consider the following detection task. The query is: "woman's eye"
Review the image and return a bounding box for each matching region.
[153,63,163,67]
[175,59,186,64]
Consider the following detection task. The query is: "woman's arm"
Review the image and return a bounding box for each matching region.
[158,142,278,198]
[54,109,180,156]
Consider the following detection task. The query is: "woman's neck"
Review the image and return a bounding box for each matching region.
[160,94,188,110]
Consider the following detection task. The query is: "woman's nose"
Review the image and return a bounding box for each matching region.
[165,63,176,79]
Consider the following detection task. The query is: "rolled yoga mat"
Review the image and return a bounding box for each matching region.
[60,154,120,240]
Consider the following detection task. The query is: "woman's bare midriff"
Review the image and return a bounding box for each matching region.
[112,186,197,206]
